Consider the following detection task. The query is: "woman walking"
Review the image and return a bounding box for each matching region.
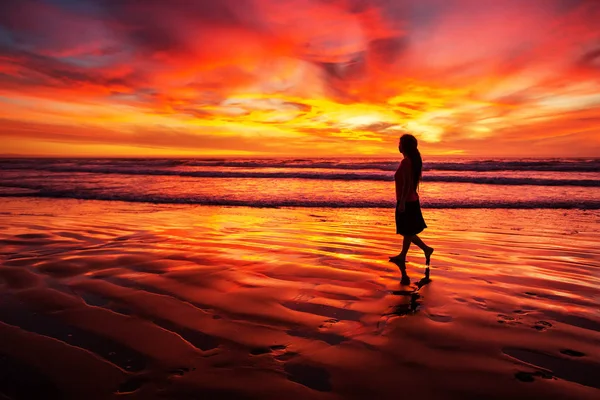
[390,134,433,282]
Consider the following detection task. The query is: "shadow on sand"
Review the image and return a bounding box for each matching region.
[386,262,432,317]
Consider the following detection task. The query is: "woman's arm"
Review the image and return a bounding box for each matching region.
[396,160,413,210]
[395,170,402,203]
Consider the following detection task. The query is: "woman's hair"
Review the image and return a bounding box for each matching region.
[400,134,422,191]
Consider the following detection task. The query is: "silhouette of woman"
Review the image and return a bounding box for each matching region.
[390,134,433,281]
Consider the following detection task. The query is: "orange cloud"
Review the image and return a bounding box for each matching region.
[0,0,599,156]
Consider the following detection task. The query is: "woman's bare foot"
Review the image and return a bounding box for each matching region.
[400,275,411,285]
[389,254,405,263]
[424,247,434,266]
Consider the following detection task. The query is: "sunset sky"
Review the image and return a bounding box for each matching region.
[1,0,599,157]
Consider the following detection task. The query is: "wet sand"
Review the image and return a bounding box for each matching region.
[1,198,599,399]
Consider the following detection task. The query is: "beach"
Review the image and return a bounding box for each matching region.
[1,197,599,399]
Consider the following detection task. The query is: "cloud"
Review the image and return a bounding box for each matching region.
[0,0,599,156]
[0,117,289,153]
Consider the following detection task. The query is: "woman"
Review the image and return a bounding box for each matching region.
[390,134,433,282]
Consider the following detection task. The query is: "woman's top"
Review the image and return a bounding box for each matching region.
[395,157,419,203]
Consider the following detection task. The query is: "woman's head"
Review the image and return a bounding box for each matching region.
[398,134,423,191]
[399,134,418,156]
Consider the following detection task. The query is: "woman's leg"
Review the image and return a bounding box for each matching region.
[399,234,412,261]
[390,234,412,266]
[412,235,434,265]
[411,235,427,250]
[391,235,412,279]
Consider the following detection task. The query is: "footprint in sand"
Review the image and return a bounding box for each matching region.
[514,370,554,383]
[497,314,522,326]
[249,344,300,362]
[250,344,289,357]
[319,318,339,328]
[533,321,553,331]
[471,297,488,310]
[507,347,600,389]
[275,351,299,361]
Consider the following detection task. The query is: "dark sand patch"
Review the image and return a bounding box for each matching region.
[36,259,88,278]
[14,233,53,240]
[560,349,586,357]
[504,348,600,389]
[514,370,554,382]
[542,311,600,333]
[284,362,332,392]
[0,352,62,400]
[0,293,147,372]
[0,321,127,398]
[0,267,41,289]
[152,318,221,351]
[115,376,145,394]
[287,328,348,346]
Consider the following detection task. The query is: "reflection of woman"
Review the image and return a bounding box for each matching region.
[390,134,433,281]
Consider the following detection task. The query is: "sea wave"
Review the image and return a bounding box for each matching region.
[1,158,599,172]
[179,159,600,172]
[1,187,598,209]
[1,166,598,186]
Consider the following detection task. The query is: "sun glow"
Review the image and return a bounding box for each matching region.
[1,0,599,156]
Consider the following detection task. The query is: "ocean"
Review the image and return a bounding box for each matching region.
[1,157,599,209]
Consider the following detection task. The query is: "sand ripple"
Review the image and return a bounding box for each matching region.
[0,199,599,399]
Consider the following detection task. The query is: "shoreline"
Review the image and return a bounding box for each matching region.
[1,195,600,210]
